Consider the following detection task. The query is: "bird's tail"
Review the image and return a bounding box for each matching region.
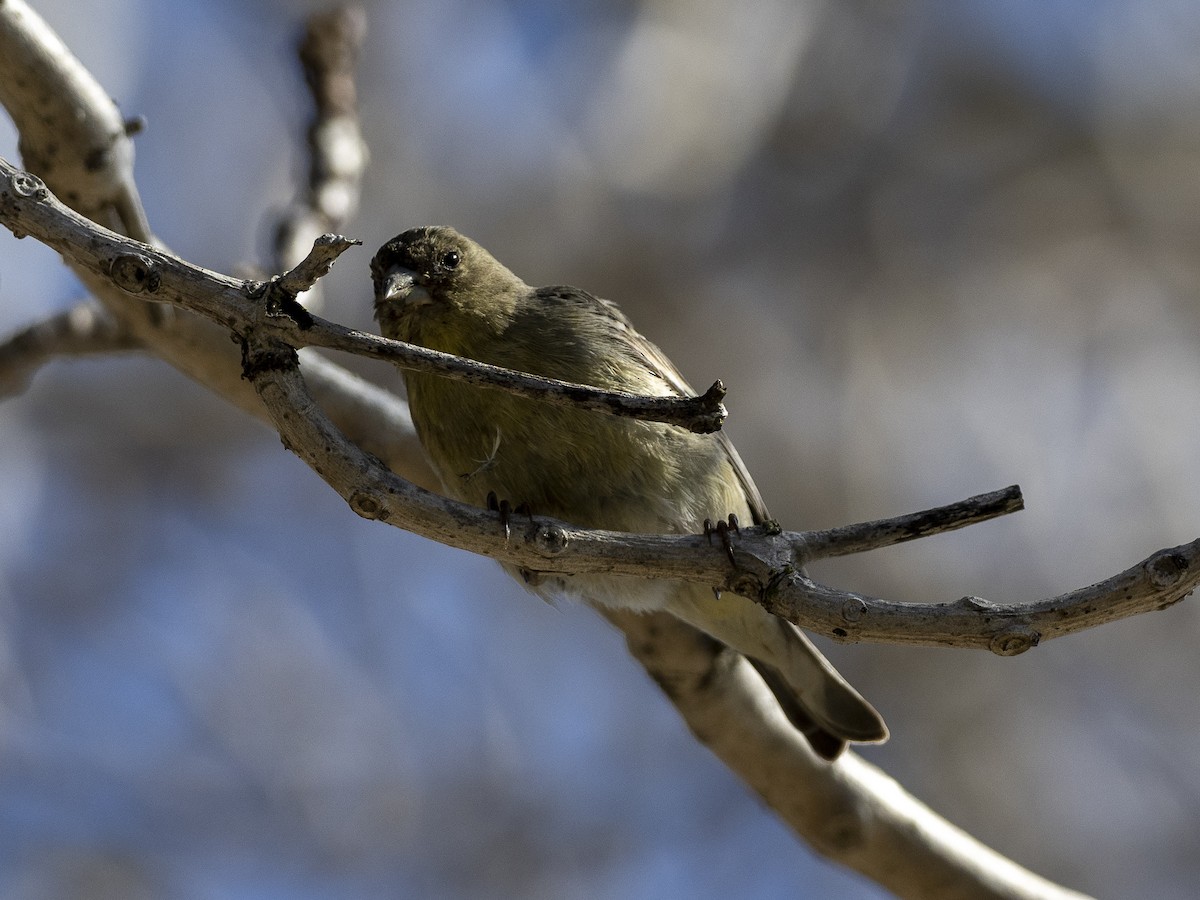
[666,584,887,759]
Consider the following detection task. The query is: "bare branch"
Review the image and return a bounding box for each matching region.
[0,301,140,397]
[294,312,729,434]
[766,542,1200,652]
[242,343,1103,898]
[800,485,1025,558]
[0,160,727,433]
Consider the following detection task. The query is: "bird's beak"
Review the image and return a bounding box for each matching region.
[375,266,416,305]
[373,265,432,322]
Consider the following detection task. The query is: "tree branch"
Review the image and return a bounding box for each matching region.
[0,164,726,433]
[801,484,1024,558]
[241,330,1200,653]
[290,301,729,434]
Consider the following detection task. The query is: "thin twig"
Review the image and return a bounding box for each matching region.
[268,233,361,303]
[295,311,729,433]
[799,485,1025,559]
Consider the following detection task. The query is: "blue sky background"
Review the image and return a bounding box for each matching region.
[3,1,1200,897]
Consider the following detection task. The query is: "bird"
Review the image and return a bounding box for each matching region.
[371,225,887,759]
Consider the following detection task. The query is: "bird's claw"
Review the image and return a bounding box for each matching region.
[486,490,511,540]
[487,490,533,541]
[703,513,741,567]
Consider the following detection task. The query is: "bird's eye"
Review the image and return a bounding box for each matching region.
[440,250,461,270]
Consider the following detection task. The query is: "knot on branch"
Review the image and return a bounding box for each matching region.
[531,523,569,557]
[348,491,385,521]
[729,572,764,600]
[841,596,868,623]
[7,171,47,201]
[1145,550,1189,590]
[762,565,800,604]
[988,625,1040,657]
[108,253,160,294]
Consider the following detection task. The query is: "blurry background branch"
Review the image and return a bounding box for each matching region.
[0,300,139,397]
[271,4,367,312]
[609,610,1092,900]
[1,1,1198,898]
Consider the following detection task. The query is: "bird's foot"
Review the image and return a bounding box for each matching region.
[703,513,741,567]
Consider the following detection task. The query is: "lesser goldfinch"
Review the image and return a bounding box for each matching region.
[371,226,887,759]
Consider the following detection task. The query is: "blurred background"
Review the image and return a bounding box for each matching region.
[2,0,1199,897]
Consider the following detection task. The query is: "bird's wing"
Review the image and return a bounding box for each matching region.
[537,286,772,526]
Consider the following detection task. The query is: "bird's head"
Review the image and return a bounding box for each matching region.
[371,226,522,342]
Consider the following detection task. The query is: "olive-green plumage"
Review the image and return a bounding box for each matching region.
[372,226,887,758]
